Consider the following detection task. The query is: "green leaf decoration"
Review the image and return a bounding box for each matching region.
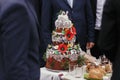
[61,58,69,70]
[57,10,64,16]
[77,55,85,66]
[43,53,47,61]
[74,45,78,49]
[68,48,72,51]
[62,30,65,35]
[55,50,59,55]
[50,61,55,68]
[84,73,89,79]
[48,44,52,49]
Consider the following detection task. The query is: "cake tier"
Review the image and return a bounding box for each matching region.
[46,44,82,56]
[52,30,76,44]
[45,47,85,70]
[46,57,78,70]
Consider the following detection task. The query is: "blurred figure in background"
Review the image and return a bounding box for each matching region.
[0,0,40,80]
[91,0,106,59]
[98,0,120,79]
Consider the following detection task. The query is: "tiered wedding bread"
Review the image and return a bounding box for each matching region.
[45,11,85,70]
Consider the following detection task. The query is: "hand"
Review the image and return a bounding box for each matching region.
[86,42,95,49]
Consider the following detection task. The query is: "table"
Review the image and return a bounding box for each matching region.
[40,67,112,80]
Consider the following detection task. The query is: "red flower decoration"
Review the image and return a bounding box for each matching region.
[65,29,75,40]
[58,43,68,54]
[71,26,76,35]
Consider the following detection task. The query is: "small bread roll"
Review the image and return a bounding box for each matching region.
[86,63,96,72]
[97,66,106,75]
[89,68,104,79]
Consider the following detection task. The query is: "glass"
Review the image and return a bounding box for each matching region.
[68,63,77,76]
[75,66,83,78]
[68,63,87,78]
[75,65,86,78]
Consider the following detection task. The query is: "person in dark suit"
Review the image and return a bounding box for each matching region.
[90,0,100,58]
[0,0,40,80]
[98,0,120,79]
[41,0,95,55]
[90,0,107,59]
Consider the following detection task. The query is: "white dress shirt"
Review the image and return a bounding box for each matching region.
[95,0,106,30]
[67,0,73,8]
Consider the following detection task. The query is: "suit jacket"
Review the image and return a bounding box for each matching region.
[31,0,41,22]
[98,0,120,79]
[41,0,94,51]
[0,0,40,80]
[90,0,97,20]
[31,0,46,67]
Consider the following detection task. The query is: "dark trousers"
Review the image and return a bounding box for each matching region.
[91,30,103,58]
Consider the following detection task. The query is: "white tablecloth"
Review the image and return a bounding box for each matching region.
[40,67,85,80]
[40,67,112,80]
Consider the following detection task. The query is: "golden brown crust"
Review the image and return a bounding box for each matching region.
[89,69,104,79]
